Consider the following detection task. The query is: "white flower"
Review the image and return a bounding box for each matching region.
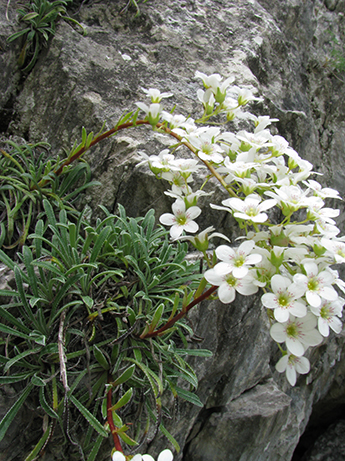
[307,197,340,224]
[213,194,276,224]
[215,240,262,279]
[136,102,162,125]
[236,129,271,150]
[130,450,173,461]
[141,87,173,103]
[227,85,263,105]
[164,189,212,205]
[250,115,279,133]
[171,118,198,136]
[132,455,155,461]
[275,353,310,386]
[157,449,174,461]
[321,237,345,264]
[186,127,224,164]
[303,179,341,200]
[270,313,323,356]
[161,111,187,129]
[269,135,290,157]
[310,297,344,337]
[159,199,201,239]
[315,219,340,238]
[204,267,258,304]
[161,171,193,192]
[293,261,338,308]
[195,71,234,103]
[112,452,126,461]
[265,185,309,214]
[197,88,216,112]
[261,274,306,323]
[252,253,276,288]
[168,158,201,176]
[177,226,229,251]
[221,156,257,179]
[147,149,175,173]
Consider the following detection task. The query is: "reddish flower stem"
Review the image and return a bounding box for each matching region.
[107,382,123,453]
[140,285,218,339]
[34,118,231,194]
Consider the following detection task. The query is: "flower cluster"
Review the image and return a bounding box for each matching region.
[135,71,344,387]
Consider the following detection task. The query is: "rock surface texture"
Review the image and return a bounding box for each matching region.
[1,0,345,460]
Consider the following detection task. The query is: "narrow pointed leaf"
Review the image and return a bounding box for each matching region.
[111,364,135,387]
[175,387,203,407]
[86,434,104,461]
[93,345,109,370]
[69,394,108,437]
[0,384,33,442]
[110,388,133,412]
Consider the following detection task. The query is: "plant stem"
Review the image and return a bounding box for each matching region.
[34,119,233,195]
[140,285,218,339]
[107,381,123,453]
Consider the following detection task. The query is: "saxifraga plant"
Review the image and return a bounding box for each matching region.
[0,139,100,250]
[2,68,344,461]
[7,0,85,72]
[0,200,209,460]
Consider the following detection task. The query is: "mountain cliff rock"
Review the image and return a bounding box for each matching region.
[1,0,345,460]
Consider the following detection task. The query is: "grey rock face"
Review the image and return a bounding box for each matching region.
[301,419,345,461]
[1,0,345,460]
[185,380,292,461]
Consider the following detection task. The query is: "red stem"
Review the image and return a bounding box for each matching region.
[107,383,123,453]
[54,120,151,177]
[35,118,229,193]
[140,285,218,339]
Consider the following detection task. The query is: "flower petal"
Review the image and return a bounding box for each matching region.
[218,283,236,303]
[270,322,286,343]
[286,337,304,357]
[157,450,174,461]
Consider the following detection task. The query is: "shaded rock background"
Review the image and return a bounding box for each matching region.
[1,0,345,460]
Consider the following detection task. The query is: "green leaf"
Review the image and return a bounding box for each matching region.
[4,346,42,373]
[32,260,65,277]
[29,330,46,346]
[14,266,35,324]
[0,323,32,340]
[176,349,213,358]
[86,434,104,461]
[110,388,133,411]
[149,303,164,333]
[0,372,33,384]
[93,345,109,370]
[7,28,31,42]
[65,262,98,277]
[24,422,52,461]
[86,131,94,148]
[89,226,111,263]
[0,384,33,442]
[69,393,108,437]
[175,387,203,407]
[31,373,46,387]
[118,428,138,446]
[159,421,180,453]
[0,248,16,271]
[125,358,162,397]
[42,198,57,227]
[39,386,59,419]
[22,12,40,21]
[82,126,87,145]
[0,307,31,334]
[111,364,135,387]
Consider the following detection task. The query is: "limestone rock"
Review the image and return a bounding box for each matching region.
[1,0,345,460]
